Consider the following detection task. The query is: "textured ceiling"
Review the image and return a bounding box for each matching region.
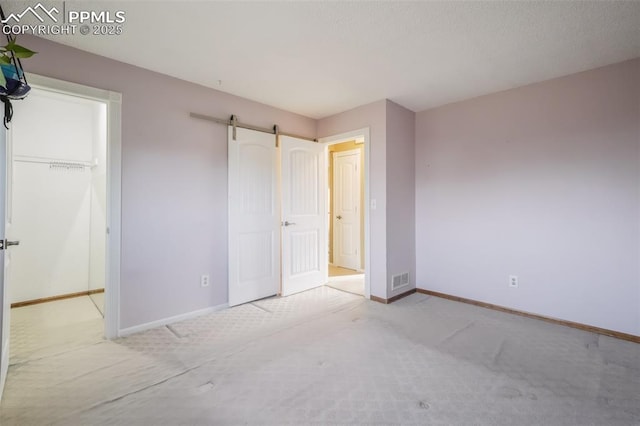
[5,1,640,118]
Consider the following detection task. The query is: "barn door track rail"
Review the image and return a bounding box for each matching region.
[190,112,317,145]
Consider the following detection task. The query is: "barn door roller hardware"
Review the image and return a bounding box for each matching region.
[274,125,280,148]
[190,112,317,144]
[230,114,238,140]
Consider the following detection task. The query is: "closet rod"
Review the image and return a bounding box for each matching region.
[14,157,95,168]
[189,112,317,143]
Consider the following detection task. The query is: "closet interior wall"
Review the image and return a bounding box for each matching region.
[9,88,107,303]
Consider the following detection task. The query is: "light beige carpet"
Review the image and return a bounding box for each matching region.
[2,288,639,425]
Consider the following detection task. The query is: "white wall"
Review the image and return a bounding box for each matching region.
[415,58,640,336]
[9,89,107,303]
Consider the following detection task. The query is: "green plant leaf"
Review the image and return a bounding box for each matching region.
[0,72,6,89]
[9,44,37,59]
[3,39,16,50]
[3,40,37,57]
[0,55,13,65]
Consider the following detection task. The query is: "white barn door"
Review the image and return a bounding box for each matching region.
[280,136,327,296]
[228,127,280,306]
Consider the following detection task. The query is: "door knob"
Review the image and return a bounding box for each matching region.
[283,221,296,227]
[0,239,20,250]
[336,215,342,220]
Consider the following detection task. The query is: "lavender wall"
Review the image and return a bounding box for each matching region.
[415,59,640,335]
[20,36,316,329]
[317,100,387,298]
[15,37,639,335]
[386,101,416,297]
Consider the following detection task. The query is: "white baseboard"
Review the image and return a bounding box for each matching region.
[118,303,228,337]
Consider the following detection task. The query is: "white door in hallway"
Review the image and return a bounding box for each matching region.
[0,127,17,400]
[228,127,280,306]
[280,136,327,296]
[333,149,361,270]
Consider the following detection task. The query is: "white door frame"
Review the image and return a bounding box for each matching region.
[318,128,370,299]
[16,74,123,339]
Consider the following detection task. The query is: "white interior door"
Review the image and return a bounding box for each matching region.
[280,136,327,296]
[333,149,361,270]
[228,127,280,306]
[0,126,11,400]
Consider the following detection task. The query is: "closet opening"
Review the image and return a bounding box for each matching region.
[8,86,108,361]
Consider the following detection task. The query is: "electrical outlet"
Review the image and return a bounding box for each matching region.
[509,275,518,288]
[200,274,210,287]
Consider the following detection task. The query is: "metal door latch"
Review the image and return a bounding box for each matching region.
[0,239,20,250]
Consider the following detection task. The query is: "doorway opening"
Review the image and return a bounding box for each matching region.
[319,129,370,299]
[7,86,107,362]
[0,75,121,400]
[326,141,364,296]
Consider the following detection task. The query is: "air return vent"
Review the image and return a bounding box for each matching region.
[391,272,410,290]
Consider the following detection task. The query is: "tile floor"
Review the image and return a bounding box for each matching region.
[326,276,365,296]
[327,265,365,296]
[1,288,639,425]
